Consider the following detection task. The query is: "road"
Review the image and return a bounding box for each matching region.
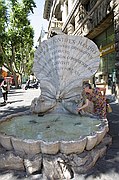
[0,88,41,119]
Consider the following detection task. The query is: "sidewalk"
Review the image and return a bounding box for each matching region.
[82,102,119,180]
[0,89,119,179]
[0,88,41,119]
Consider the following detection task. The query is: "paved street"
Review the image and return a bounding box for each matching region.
[0,88,41,119]
[0,88,119,179]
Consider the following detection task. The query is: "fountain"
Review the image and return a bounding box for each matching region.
[0,35,111,179]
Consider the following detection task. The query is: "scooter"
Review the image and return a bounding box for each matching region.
[25,80,39,90]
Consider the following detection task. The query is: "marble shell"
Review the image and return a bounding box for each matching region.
[32,35,100,114]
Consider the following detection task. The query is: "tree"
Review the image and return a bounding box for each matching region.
[0,0,36,87]
[0,0,8,66]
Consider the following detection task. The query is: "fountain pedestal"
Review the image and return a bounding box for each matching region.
[0,113,111,178]
[0,35,112,178]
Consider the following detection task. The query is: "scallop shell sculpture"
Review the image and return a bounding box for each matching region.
[0,35,112,177]
[31,34,100,114]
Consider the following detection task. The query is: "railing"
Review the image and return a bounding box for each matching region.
[50,20,63,29]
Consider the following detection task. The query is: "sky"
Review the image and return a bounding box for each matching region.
[29,0,48,47]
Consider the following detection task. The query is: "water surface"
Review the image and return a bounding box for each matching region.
[0,114,101,141]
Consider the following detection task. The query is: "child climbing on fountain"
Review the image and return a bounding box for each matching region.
[77,83,107,119]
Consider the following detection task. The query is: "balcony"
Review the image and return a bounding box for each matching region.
[50,20,63,31]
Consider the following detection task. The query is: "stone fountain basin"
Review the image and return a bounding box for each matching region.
[0,112,109,156]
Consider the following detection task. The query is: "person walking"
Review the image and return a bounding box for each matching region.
[77,83,107,119]
[1,80,8,103]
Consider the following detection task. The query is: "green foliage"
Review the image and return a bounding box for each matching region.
[0,0,36,86]
[22,0,36,14]
[0,0,8,40]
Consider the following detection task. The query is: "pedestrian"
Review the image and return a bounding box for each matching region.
[0,80,8,103]
[77,83,107,119]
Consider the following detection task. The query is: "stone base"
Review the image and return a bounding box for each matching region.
[0,135,112,179]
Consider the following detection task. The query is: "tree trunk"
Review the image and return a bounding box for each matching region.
[12,71,19,88]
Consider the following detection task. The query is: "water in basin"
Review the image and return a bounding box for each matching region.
[0,114,101,142]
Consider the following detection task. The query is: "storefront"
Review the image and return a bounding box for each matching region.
[94,24,116,94]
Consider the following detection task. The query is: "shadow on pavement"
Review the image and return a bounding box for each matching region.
[0,105,30,119]
[8,90,26,97]
[84,103,119,179]
[8,89,26,94]
[0,102,6,107]
[8,100,23,104]
[0,100,23,106]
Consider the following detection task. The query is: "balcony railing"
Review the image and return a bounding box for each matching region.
[50,20,63,29]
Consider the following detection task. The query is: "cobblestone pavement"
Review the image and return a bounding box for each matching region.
[0,88,119,179]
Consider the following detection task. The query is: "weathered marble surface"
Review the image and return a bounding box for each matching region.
[0,114,109,156]
[0,35,110,179]
[31,34,100,114]
[0,134,112,177]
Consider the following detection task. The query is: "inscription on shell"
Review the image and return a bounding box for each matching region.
[32,35,100,114]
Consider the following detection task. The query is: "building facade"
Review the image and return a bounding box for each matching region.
[43,0,119,98]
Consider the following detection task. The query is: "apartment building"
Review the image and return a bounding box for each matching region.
[43,0,119,98]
